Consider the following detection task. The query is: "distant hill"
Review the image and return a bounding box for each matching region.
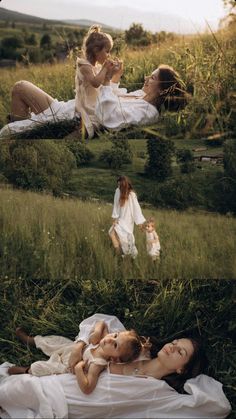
[0,7,116,31]
[64,19,117,31]
[0,7,64,25]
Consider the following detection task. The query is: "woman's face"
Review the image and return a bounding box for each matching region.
[143,69,161,96]
[158,338,194,373]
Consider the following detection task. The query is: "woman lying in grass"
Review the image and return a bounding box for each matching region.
[0,314,231,418]
[9,318,205,395]
[0,63,187,138]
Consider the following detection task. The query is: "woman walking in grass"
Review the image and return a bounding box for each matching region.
[109,176,146,258]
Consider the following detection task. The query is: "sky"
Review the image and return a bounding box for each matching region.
[0,0,227,32]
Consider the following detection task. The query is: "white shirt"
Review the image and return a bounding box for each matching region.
[95,85,159,130]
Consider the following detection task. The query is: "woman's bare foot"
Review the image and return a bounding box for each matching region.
[16,327,35,346]
[8,365,30,375]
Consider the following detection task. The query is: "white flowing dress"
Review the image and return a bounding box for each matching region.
[0,314,232,419]
[109,188,146,258]
[0,82,159,138]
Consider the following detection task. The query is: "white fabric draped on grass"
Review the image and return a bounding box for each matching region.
[0,314,231,418]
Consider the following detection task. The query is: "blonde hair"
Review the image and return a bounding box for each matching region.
[82,25,113,62]
[146,217,155,228]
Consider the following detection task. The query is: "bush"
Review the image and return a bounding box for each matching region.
[99,137,133,169]
[65,140,94,166]
[145,137,175,180]
[125,23,152,47]
[143,176,203,210]
[176,149,195,173]
[0,140,76,194]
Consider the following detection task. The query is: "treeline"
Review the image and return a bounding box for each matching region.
[0,135,236,214]
[0,21,177,64]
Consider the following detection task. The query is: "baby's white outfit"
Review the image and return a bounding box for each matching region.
[146,230,161,258]
[75,58,101,138]
[30,336,107,376]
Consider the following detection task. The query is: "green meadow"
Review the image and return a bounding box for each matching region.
[0,17,236,417]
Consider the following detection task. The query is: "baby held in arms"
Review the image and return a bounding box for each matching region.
[8,321,143,394]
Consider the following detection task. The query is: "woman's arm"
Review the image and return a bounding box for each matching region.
[75,361,105,394]
[89,321,109,345]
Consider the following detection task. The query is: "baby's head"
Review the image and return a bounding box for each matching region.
[145,217,155,233]
[82,25,113,64]
[100,330,142,362]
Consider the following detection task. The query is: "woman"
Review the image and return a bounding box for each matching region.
[0,64,187,138]
[109,176,146,258]
[0,314,231,418]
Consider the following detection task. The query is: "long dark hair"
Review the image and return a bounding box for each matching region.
[155,64,189,112]
[148,334,207,394]
[117,176,134,207]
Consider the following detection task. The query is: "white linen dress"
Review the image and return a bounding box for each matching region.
[109,188,146,258]
[74,58,101,138]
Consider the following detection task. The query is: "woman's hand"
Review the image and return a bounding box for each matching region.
[111,59,124,83]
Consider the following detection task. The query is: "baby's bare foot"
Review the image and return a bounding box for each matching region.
[16,327,35,346]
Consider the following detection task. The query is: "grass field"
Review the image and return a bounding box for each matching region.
[0,21,235,417]
[0,188,235,280]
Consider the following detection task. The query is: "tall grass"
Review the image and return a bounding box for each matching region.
[0,27,235,137]
[0,188,235,280]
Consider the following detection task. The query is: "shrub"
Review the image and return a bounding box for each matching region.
[65,140,94,166]
[1,140,76,194]
[125,23,152,47]
[99,137,133,169]
[145,137,175,180]
[176,149,195,173]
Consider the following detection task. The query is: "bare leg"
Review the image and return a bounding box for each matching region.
[109,228,121,254]
[8,365,30,375]
[16,326,36,347]
[10,80,55,121]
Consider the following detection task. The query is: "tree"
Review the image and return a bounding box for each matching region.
[125,23,152,47]
[40,33,52,49]
[99,138,133,169]
[1,140,76,194]
[1,36,23,49]
[176,149,195,174]
[145,137,175,180]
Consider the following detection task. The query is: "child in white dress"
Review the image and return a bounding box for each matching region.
[75,25,122,137]
[8,321,142,394]
[145,218,161,261]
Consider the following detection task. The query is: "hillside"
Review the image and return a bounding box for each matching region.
[0,7,64,25]
[0,7,114,30]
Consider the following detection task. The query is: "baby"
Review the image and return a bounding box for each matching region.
[145,217,161,261]
[8,321,142,394]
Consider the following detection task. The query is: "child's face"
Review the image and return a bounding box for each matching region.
[146,223,154,232]
[96,46,111,64]
[100,331,131,360]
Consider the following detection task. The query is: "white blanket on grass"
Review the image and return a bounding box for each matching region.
[0,314,231,419]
